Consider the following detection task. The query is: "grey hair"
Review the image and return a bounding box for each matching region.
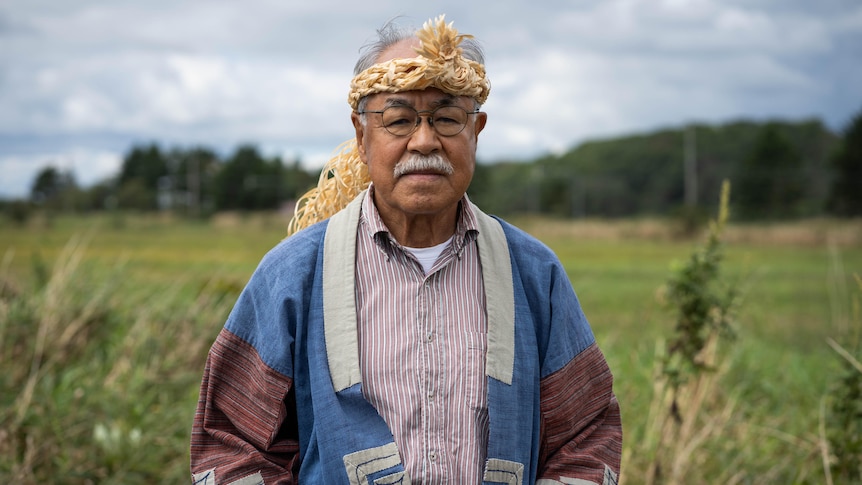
[354,17,486,116]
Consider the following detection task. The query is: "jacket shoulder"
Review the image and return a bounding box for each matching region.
[259,220,329,270]
[492,217,558,262]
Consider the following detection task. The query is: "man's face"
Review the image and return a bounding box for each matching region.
[352,88,487,223]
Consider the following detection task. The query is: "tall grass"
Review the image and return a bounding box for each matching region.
[822,274,862,483]
[641,182,740,485]
[0,232,237,484]
[0,211,860,483]
[618,187,861,483]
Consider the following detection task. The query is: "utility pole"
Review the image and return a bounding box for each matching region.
[187,155,201,217]
[684,124,698,208]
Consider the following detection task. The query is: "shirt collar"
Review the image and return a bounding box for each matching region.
[360,184,479,257]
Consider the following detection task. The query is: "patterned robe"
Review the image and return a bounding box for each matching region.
[191,193,622,485]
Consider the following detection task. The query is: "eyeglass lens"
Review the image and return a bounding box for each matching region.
[380,106,470,136]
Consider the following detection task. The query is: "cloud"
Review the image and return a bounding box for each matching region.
[0,148,122,197]
[0,0,860,198]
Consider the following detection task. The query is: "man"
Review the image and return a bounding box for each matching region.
[191,15,622,485]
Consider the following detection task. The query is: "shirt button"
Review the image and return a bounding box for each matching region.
[429,451,437,462]
[426,333,433,342]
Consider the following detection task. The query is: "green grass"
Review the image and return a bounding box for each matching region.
[1,212,860,483]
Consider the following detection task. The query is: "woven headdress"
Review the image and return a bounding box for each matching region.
[286,15,490,236]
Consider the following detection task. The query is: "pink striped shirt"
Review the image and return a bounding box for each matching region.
[355,188,489,484]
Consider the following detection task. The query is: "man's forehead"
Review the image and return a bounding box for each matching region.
[375,38,421,64]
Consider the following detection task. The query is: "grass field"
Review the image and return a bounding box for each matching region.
[1,211,860,484]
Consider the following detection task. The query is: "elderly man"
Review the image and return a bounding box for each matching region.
[191,16,622,485]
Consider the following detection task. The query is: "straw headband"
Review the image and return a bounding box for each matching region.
[287,15,490,236]
[348,16,490,109]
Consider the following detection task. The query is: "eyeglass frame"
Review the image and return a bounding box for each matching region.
[356,104,482,137]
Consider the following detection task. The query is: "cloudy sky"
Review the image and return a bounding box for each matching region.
[1,0,860,198]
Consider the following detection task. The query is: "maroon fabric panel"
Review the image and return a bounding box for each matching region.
[538,343,623,483]
[191,328,300,484]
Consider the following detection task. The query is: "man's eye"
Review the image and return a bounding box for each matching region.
[434,116,460,125]
[385,117,413,127]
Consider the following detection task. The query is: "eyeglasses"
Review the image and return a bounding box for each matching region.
[358,105,480,137]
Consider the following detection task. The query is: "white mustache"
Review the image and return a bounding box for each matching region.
[393,153,455,178]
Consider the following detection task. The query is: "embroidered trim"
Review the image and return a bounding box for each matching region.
[476,214,515,385]
[535,465,619,485]
[483,458,524,485]
[323,194,365,392]
[343,442,405,485]
[227,472,264,485]
[603,465,619,485]
[536,479,591,485]
[192,470,264,485]
[192,469,215,485]
[373,472,409,485]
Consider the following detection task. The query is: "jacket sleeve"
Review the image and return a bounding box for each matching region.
[533,254,622,484]
[536,343,622,484]
[190,328,300,484]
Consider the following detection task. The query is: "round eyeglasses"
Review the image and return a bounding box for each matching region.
[358,105,480,137]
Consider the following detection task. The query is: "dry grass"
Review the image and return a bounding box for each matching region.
[512,216,862,247]
[640,335,736,485]
[0,234,237,484]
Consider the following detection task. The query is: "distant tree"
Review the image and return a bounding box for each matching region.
[82,180,118,211]
[167,147,219,216]
[827,109,862,216]
[214,145,285,211]
[117,143,169,210]
[734,124,805,219]
[468,161,535,215]
[2,199,34,225]
[30,166,78,210]
[30,167,60,202]
[116,179,153,211]
[281,159,317,203]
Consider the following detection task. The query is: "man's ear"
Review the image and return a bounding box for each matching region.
[351,112,368,164]
[473,112,488,140]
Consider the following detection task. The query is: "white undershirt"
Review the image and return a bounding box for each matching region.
[403,236,454,274]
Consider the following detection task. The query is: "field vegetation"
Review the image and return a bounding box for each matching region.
[1,210,860,483]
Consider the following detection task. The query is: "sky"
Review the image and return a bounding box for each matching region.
[1,0,860,199]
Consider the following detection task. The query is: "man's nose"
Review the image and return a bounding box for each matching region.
[408,115,442,153]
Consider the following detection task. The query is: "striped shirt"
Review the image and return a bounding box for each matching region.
[355,187,489,484]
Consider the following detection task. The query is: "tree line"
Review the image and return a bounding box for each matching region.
[5,107,862,223]
[15,144,316,219]
[468,110,861,220]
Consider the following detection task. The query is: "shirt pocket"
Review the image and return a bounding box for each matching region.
[460,330,488,412]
